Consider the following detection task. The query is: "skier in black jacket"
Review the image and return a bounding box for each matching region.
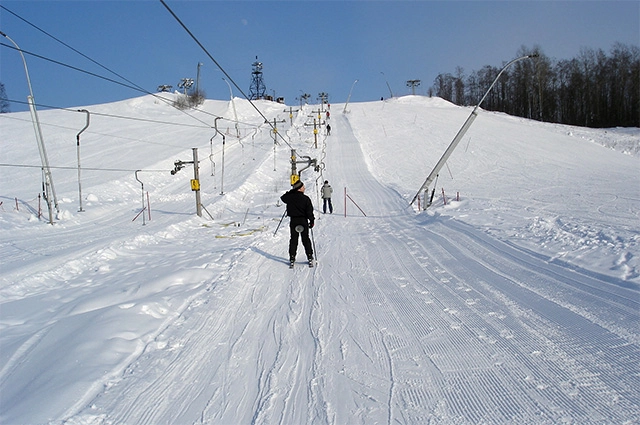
[280,180,315,267]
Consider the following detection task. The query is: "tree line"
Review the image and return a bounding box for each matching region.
[430,44,639,128]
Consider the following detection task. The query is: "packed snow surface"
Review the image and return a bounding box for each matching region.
[1,94,639,424]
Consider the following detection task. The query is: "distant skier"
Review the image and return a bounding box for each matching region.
[280,180,315,267]
[321,180,333,214]
[326,124,331,135]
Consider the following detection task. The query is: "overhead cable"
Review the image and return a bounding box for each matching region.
[0,162,168,173]
[0,40,217,128]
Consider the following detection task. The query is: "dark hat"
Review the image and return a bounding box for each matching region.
[292,180,304,190]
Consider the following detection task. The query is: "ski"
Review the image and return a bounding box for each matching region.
[288,259,315,268]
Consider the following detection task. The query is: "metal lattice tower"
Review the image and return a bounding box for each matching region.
[249,57,267,100]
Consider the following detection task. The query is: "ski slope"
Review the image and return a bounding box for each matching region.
[0,95,638,424]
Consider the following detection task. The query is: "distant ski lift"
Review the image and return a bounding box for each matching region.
[158,85,173,92]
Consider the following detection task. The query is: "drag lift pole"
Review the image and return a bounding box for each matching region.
[410,54,537,207]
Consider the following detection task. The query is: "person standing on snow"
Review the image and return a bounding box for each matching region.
[321,180,333,214]
[280,180,315,267]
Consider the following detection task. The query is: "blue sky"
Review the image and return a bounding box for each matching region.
[1,1,638,112]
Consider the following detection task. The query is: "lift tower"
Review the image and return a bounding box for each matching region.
[249,57,267,100]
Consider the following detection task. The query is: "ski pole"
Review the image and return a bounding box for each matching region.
[273,209,287,236]
[310,226,318,261]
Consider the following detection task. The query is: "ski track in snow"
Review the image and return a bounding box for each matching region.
[0,96,638,424]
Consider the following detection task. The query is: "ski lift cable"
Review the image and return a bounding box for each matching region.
[3,94,262,135]
[0,42,210,127]
[0,162,168,173]
[0,40,232,129]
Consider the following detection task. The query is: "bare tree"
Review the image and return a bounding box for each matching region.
[0,82,10,113]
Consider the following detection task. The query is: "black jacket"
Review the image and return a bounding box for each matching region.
[281,189,315,224]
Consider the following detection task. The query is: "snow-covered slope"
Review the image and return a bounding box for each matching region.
[0,94,638,424]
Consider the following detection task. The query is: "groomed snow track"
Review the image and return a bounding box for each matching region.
[62,108,640,425]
